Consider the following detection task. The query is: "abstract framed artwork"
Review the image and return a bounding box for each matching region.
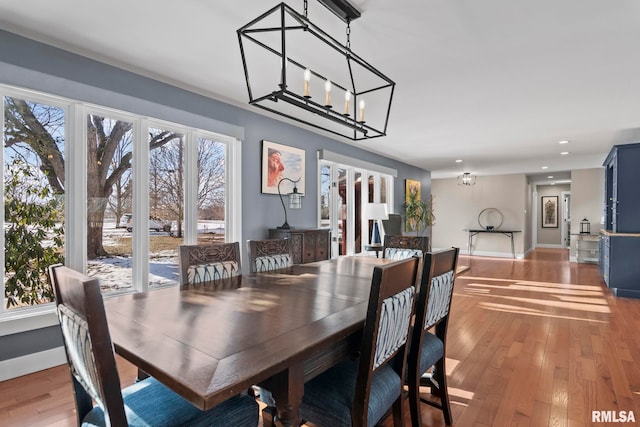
[541,196,558,228]
[261,140,305,195]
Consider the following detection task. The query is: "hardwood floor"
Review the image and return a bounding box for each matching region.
[2,249,639,426]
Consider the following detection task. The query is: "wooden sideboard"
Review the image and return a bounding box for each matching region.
[268,228,330,264]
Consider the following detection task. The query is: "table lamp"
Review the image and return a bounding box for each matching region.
[367,203,388,245]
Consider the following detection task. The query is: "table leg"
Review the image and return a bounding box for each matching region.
[510,233,515,258]
[261,365,304,427]
[468,232,472,256]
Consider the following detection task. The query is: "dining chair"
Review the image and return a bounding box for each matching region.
[246,238,293,273]
[178,242,241,286]
[299,256,420,427]
[48,264,259,427]
[382,235,429,260]
[407,247,460,426]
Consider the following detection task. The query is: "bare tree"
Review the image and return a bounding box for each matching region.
[107,136,133,227]
[5,99,178,259]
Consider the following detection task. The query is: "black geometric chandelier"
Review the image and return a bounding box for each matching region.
[237,0,395,141]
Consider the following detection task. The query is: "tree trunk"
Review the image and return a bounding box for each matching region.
[87,197,108,259]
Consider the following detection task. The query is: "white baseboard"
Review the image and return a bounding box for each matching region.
[535,244,567,249]
[0,346,66,381]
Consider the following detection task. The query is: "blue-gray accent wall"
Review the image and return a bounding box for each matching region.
[0,29,430,362]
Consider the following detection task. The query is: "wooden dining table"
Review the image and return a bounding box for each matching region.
[104,256,393,427]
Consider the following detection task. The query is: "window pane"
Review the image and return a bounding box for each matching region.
[3,96,65,309]
[338,168,347,256]
[197,137,226,244]
[148,129,185,287]
[86,114,133,293]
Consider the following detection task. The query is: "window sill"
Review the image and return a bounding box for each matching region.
[0,304,58,337]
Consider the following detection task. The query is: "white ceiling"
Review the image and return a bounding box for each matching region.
[1,0,640,179]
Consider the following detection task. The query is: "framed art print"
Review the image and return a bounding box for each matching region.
[261,140,305,195]
[541,196,558,228]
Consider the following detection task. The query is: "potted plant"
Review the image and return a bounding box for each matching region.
[404,193,435,241]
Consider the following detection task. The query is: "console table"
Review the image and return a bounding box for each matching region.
[465,229,521,259]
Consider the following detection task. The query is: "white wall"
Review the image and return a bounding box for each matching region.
[431,174,528,258]
[569,168,605,260]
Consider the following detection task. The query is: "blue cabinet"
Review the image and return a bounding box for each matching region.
[601,142,640,298]
[604,143,640,233]
[599,231,640,298]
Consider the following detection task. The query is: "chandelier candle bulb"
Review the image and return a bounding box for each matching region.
[303,69,311,97]
[359,99,365,122]
[344,91,351,115]
[324,80,332,106]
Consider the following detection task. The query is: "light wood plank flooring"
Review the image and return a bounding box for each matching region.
[2,249,639,426]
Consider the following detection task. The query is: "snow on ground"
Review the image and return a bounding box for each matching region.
[88,220,224,293]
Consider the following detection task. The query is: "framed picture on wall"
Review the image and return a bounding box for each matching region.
[261,140,305,195]
[405,179,421,204]
[541,196,558,228]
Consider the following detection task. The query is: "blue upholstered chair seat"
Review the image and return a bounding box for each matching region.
[82,377,258,427]
[418,332,444,377]
[300,360,402,427]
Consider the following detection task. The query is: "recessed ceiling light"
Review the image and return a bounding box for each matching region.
[455,159,462,163]
[559,140,569,144]
[547,175,554,179]
[541,166,549,170]
[560,151,570,155]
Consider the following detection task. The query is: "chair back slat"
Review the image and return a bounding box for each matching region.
[179,242,241,286]
[247,239,293,273]
[383,235,429,260]
[424,270,455,330]
[57,304,104,406]
[373,285,415,369]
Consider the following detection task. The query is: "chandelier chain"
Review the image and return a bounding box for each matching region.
[303,0,308,18]
[346,18,351,50]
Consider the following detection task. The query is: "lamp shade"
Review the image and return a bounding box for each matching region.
[366,203,389,220]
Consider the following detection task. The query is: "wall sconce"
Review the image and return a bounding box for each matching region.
[277,177,302,229]
[458,172,476,186]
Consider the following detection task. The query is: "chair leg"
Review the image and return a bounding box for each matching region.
[434,357,452,425]
[408,373,422,427]
[391,396,405,427]
[262,406,277,427]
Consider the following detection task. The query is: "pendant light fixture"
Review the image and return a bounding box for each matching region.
[458,172,476,186]
[237,0,395,141]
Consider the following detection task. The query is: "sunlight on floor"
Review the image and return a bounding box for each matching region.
[477,302,608,322]
[461,276,603,291]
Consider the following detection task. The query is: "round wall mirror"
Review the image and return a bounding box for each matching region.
[478,208,503,230]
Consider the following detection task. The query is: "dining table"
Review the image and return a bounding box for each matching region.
[104,255,394,427]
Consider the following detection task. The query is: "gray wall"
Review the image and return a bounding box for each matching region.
[0,30,430,365]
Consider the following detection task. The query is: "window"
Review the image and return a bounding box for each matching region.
[3,94,66,310]
[319,159,394,257]
[1,85,241,313]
